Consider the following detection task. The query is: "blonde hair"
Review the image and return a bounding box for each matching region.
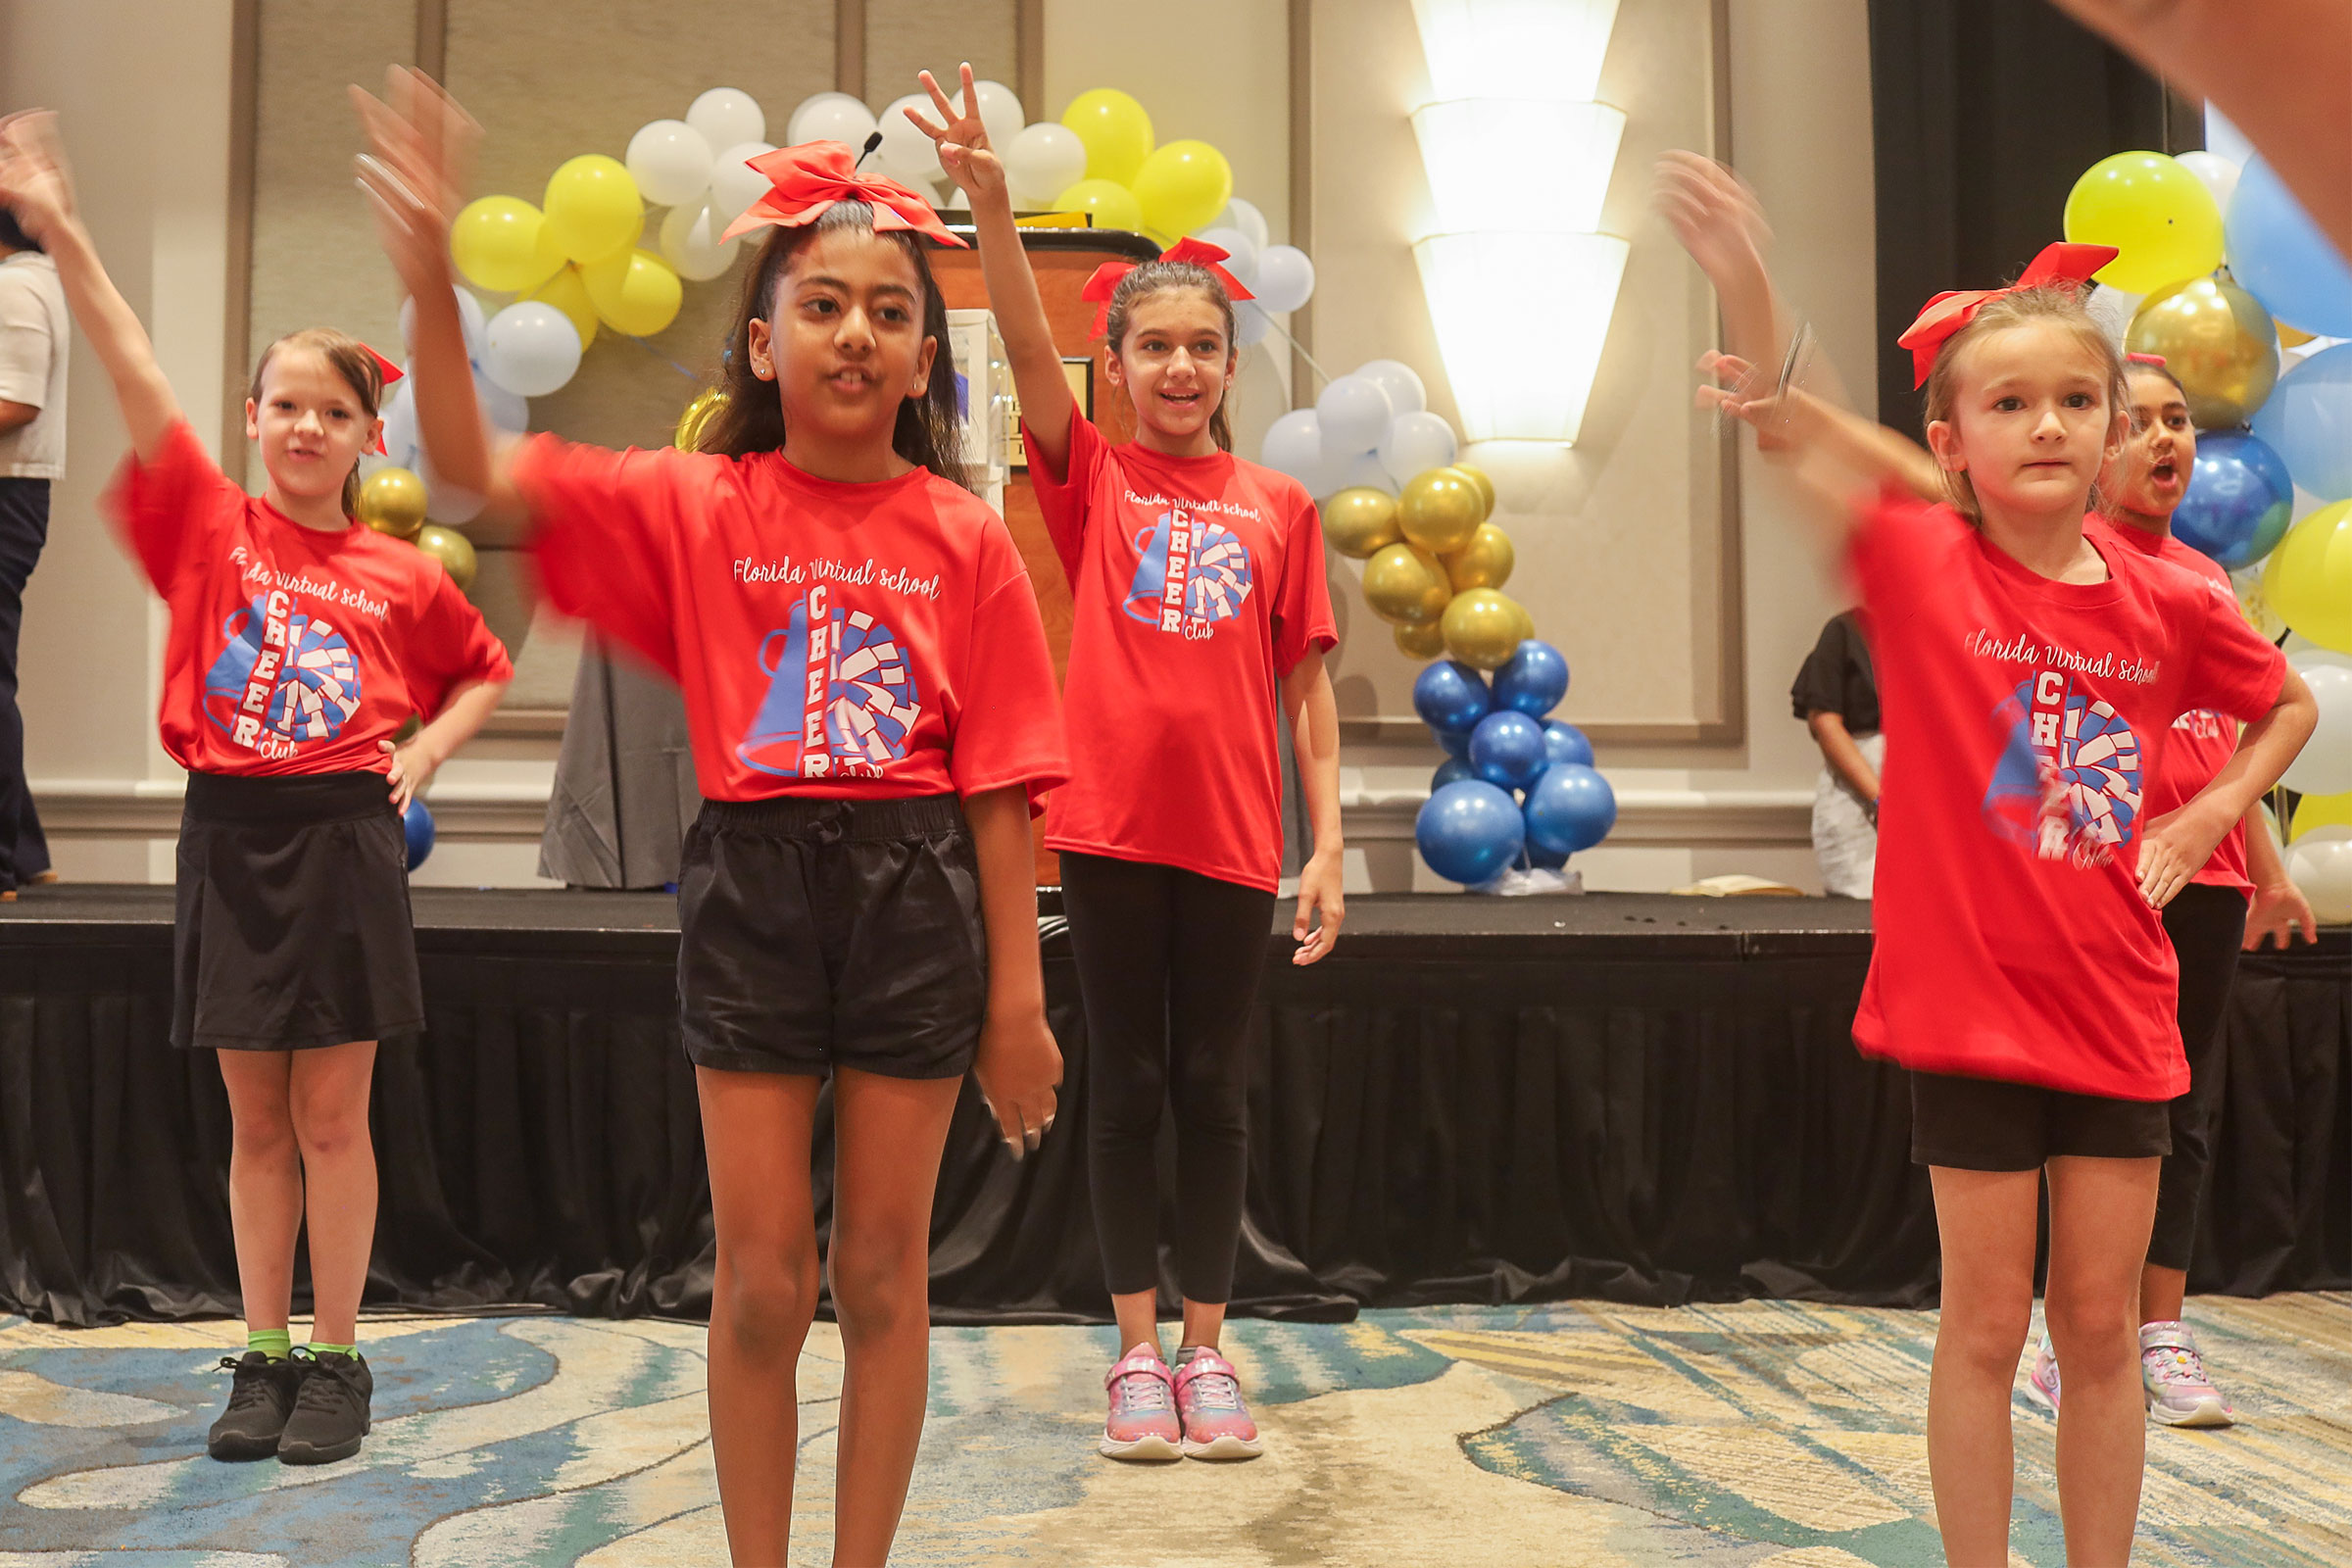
[1919,283,2128,522]
[247,328,390,517]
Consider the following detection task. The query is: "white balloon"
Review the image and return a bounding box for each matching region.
[624,119,714,207]
[1355,358,1427,416]
[709,141,778,223]
[2084,283,2141,348]
[2177,150,2241,213]
[377,381,418,471]
[1316,373,1394,459]
[659,198,743,282]
[1379,409,1458,477]
[787,91,879,149]
[1260,407,1332,494]
[1235,299,1275,347]
[1217,197,1270,253]
[1252,245,1316,314]
[1003,122,1088,209]
[971,79,1025,149]
[2286,636,2352,669]
[686,88,766,156]
[420,452,487,525]
[475,369,528,434]
[1331,449,1397,496]
[483,301,584,398]
[2284,832,2352,924]
[1193,226,1259,288]
[399,287,487,362]
[2282,662,2352,796]
[938,180,971,214]
[877,93,945,186]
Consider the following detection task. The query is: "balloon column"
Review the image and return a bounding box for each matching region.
[1411,647,1613,887]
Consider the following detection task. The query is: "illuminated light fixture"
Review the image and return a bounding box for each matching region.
[1408,0,1626,445]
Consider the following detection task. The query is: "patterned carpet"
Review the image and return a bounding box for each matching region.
[0,1295,2346,1566]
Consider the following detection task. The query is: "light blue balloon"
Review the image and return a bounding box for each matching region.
[2252,344,2352,503]
[2173,431,2294,567]
[1524,764,1616,857]
[2227,156,2352,337]
[1415,780,1525,885]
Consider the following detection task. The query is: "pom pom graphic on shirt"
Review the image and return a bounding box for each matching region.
[201,592,364,755]
[1982,671,2142,868]
[736,582,922,779]
[1121,504,1254,637]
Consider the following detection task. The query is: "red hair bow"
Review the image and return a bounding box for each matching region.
[1081,237,1256,338]
[1895,242,2119,388]
[717,140,967,248]
[367,347,403,456]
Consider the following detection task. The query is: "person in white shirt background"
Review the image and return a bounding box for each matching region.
[0,205,65,898]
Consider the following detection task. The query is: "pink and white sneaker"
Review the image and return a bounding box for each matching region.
[1172,1347,1262,1460]
[2025,1333,2061,1412]
[1101,1344,1182,1461]
[2141,1321,2236,1428]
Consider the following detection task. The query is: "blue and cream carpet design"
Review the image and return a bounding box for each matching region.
[0,1295,2345,1565]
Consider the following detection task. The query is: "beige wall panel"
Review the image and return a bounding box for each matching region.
[866,0,1018,113]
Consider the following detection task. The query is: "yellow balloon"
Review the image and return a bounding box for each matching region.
[2292,791,2352,842]
[674,386,728,452]
[1442,522,1515,592]
[1132,140,1233,244]
[1452,462,1496,519]
[1060,89,1154,186]
[581,248,684,338]
[527,266,599,350]
[542,154,644,266]
[450,196,565,294]
[2231,565,2285,639]
[1324,487,1401,559]
[414,523,479,594]
[356,466,428,540]
[1398,466,1483,554]
[2062,152,2224,294]
[1441,588,1525,669]
[1395,619,1448,660]
[1361,542,1451,625]
[1507,596,1536,647]
[2125,276,2278,427]
[1053,178,1144,233]
[2263,500,2352,653]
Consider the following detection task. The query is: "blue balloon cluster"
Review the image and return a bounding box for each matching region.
[2174,431,2293,568]
[1412,641,1616,885]
[403,798,435,871]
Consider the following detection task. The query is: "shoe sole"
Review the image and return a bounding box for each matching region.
[1183,1434,1263,1460]
[1100,1433,1183,1462]
[207,1433,284,1462]
[277,1433,367,1465]
[2148,1396,2233,1429]
[2023,1379,2058,1414]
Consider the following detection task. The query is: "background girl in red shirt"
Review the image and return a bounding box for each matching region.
[1661,152,2314,1565]
[913,65,1345,1464]
[0,112,512,1467]
[357,72,1067,1567]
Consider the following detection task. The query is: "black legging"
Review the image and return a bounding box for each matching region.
[2148,882,2247,1273]
[1060,850,1276,1305]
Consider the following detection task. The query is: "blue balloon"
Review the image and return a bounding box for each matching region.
[1415,780,1525,885]
[2227,156,2352,338]
[1520,833,1570,870]
[1493,640,1570,717]
[1468,710,1546,789]
[1432,756,1475,792]
[2173,431,2294,567]
[1542,720,1594,769]
[1411,660,1494,732]
[1524,763,1617,857]
[2252,343,2352,503]
[403,798,436,871]
[1436,725,1471,759]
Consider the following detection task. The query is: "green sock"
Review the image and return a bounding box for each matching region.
[246,1328,291,1361]
[306,1341,356,1359]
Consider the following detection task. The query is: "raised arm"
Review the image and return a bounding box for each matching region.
[907,65,1078,474]
[0,112,180,461]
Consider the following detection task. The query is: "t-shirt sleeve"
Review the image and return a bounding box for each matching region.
[948,520,1069,810]
[510,433,694,681]
[0,271,54,408]
[100,419,246,594]
[1019,411,1109,584]
[404,564,515,719]
[2176,577,2288,725]
[1271,489,1339,676]
[1791,616,1850,719]
[1845,488,1963,631]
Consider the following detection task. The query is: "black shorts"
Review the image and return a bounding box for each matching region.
[677,794,986,1080]
[173,770,420,1051]
[1909,1069,2172,1170]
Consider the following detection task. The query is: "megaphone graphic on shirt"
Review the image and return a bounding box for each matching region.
[736,598,817,778]
[200,594,270,736]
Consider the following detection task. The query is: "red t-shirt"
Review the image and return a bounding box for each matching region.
[1024,416,1337,892]
[2090,518,2254,894]
[105,420,513,777]
[1850,494,2285,1101]
[511,437,1066,806]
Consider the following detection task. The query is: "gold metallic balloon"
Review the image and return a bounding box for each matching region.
[1452,462,1496,520]
[1442,522,1515,592]
[1441,588,1525,669]
[1323,486,1402,560]
[1397,467,1483,555]
[357,466,428,540]
[2125,276,2278,428]
[1507,595,1535,647]
[414,523,479,594]
[2278,319,2315,349]
[674,386,728,452]
[1360,542,1452,625]
[1394,619,1447,659]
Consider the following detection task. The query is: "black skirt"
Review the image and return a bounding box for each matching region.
[172,770,422,1051]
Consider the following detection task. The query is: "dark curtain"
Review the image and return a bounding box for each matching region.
[1865,0,2194,432]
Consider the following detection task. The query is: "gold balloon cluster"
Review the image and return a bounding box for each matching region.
[1333,463,1530,667]
[2124,275,2278,428]
[674,386,729,451]
[357,466,479,593]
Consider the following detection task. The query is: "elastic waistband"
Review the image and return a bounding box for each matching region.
[183,769,393,826]
[698,793,966,842]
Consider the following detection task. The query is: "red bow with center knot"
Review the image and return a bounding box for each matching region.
[367,347,403,456]
[1895,242,2119,388]
[717,140,967,248]
[1081,237,1257,338]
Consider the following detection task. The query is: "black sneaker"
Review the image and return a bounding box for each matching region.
[275,1348,373,1465]
[207,1351,304,1460]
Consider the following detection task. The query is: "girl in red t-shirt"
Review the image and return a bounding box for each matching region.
[1661,152,2314,1563]
[911,66,1345,1463]
[357,72,1066,1565]
[0,112,512,1466]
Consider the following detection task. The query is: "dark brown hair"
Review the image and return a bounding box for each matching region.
[2124,356,2190,414]
[1101,260,1237,453]
[246,328,388,516]
[1919,281,2128,521]
[697,201,967,489]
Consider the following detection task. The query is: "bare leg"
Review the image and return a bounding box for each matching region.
[2046,1155,2161,1565]
[1112,1290,1162,1359]
[1178,1298,1227,1352]
[697,1066,823,1568]
[285,1041,378,1346]
[827,1068,960,1568]
[1926,1165,2040,1566]
[2138,1261,2187,1326]
[217,1052,302,1335]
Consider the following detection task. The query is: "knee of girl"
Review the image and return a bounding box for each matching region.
[828,1244,927,1342]
[719,1247,818,1355]
[1937,1302,2034,1379]
[233,1113,300,1163]
[2042,1291,2137,1369]
[289,1108,371,1164]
